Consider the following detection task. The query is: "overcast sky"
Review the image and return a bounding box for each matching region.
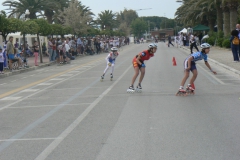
[0,0,181,19]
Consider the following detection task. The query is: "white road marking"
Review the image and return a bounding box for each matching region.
[0,83,7,85]
[0,138,62,142]
[59,74,73,77]
[9,103,91,109]
[35,65,132,160]
[49,78,65,81]
[37,83,52,86]
[11,80,16,82]
[1,97,22,100]
[21,77,27,79]
[20,89,40,92]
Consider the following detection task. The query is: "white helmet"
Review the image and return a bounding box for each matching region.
[148,43,157,49]
[200,43,211,49]
[111,47,118,51]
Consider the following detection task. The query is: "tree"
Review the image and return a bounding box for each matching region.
[2,0,51,19]
[131,18,148,38]
[20,20,39,57]
[0,11,22,41]
[97,10,117,30]
[44,0,70,23]
[33,18,51,63]
[117,9,138,35]
[57,0,89,36]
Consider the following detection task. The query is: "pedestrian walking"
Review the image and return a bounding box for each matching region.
[190,34,199,54]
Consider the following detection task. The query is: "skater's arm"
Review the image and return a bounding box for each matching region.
[136,56,143,65]
[204,61,217,74]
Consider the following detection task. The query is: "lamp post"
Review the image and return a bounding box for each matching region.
[23,9,30,59]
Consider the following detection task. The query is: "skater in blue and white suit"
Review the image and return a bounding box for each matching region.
[178,43,217,93]
[101,47,119,80]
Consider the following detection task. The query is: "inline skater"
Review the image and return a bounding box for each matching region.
[101,47,119,81]
[176,43,217,96]
[127,43,157,93]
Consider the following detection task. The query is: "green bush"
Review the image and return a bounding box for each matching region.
[206,37,215,46]
[217,31,224,39]
[222,39,231,48]
[217,38,224,47]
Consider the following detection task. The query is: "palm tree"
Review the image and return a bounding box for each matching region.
[225,0,239,31]
[2,0,50,19]
[221,1,230,36]
[97,10,117,30]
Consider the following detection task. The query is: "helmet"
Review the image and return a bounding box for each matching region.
[148,43,157,49]
[200,43,211,49]
[111,47,118,51]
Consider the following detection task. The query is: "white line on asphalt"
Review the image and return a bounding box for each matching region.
[21,77,27,79]
[35,65,133,160]
[11,80,16,82]
[1,97,22,100]
[21,89,40,92]
[59,74,73,77]
[0,63,100,111]
[0,138,62,142]
[49,78,65,81]
[8,103,91,109]
[30,74,36,76]
[0,83,7,85]
[37,83,52,86]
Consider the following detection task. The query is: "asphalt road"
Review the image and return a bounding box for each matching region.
[0,43,240,160]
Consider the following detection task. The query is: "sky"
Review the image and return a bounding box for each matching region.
[0,0,182,19]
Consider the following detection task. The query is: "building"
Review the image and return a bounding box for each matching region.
[151,28,174,41]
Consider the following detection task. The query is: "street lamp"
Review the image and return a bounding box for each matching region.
[23,9,30,59]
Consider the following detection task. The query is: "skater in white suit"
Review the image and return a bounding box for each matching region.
[101,47,119,81]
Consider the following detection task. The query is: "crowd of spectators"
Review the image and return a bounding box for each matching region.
[46,36,130,64]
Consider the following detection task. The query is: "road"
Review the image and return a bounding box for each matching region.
[0,43,240,160]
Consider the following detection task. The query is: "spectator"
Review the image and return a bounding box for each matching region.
[77,36,82,55]
[52,39,57,61]
[0,47,4,74]
[230,29,239,62]
[6,36,15,71]
[33,41,39,66]
[48,38,53,62]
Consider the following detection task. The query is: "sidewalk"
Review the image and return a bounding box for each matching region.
[180,45,240,76]
[0,55,54,78]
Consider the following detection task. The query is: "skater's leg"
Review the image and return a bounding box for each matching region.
[138,67,145,84]
[131,67,140,86]
[180,70,190,87]
[189,69,198,85]
[103,64,110,75]
[111,63,115,74]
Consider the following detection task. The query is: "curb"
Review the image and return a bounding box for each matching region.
[180,46,240,76]
[0,61,55,78]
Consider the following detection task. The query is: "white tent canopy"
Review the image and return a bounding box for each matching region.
[178,28,187,33]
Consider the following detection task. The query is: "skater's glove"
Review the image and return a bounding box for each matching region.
[108,62,112,66]
[141,63,146,67]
